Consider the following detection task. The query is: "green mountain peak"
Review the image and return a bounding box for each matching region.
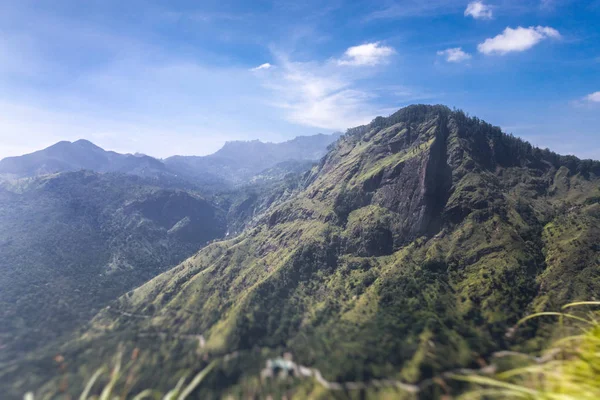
[4,105,600,399]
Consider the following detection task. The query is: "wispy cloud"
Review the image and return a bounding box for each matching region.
[585,92,600,103]
[252,43,399,131]
[465,1,493,19]
[260,61,374,130]
[337,42,395,66]
[251,63,273,71]
[437,47,472,62]
[0,30,313,158]
[478,26,561,55]
[0,60,277,159]
[1,0,597,162]
[364,1,540,22]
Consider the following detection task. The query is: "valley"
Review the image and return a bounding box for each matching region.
[0,133,336,379]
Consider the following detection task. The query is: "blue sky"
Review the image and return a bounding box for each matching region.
[0,0,599,159]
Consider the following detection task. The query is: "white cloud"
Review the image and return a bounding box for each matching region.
[251,49,395,131]
[251,63,273,71]
[437,47,472,62]
[478,26,561,55]
[586,92,600,103]
[464,1,493,19]
[337,42,395,66]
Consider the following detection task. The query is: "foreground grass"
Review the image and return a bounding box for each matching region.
[455,301,600,399]
[27,301,600,399]
[26,350,216,400]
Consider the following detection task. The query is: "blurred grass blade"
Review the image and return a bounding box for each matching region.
[163,377,186,400]
[562,301,600,310]
[177,361,216,400]
[100,352,123,400]
[80,367,106,400]
[517,312,593,326]
[132,389,160,400]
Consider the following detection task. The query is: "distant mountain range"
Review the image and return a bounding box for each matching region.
[0,132,339,369]
[164,133,341,185]
[0,133,341,189]
[0,139,166,179]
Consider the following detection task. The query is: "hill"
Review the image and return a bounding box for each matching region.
[0,134,339,192]
[5,106,600,399]
[0,171,226,365]
[164,133,341,186]
[0,140,167,179]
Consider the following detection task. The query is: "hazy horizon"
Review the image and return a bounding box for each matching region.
[1,1,599,159]
[0,132,345,161]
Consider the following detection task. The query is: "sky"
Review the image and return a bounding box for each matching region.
[0,0,599,159]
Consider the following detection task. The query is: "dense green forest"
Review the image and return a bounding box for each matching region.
[0,172,226,364]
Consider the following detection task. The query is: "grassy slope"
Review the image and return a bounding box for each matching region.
[10,106,600,399]
[455,302,600,399]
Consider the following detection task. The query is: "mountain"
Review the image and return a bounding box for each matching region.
[164,133,341,186]
[5,105,600,399]
[0,134,340,192]
[215,168,308,236]
[0,140,167,179]
[0,134,337,370]
[0,171,226,365]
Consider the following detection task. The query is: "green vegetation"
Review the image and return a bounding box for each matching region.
[0,171,226,364]
[23,349,216,400]
[456,302,600,399]
[25,303,600,399]
[3,105,600,399]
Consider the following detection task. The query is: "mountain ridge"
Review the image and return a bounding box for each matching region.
[163,132,342,186]
[0,139,166,179]
[6,104,599,399]
[0,133,341,192]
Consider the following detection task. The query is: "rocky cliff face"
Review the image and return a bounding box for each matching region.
[7,105,600,399]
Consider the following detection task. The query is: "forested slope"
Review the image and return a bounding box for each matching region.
[7,105,600,399]
[0,171,226,364]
